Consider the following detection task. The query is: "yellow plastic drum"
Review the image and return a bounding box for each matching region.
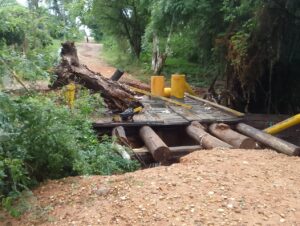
[171,74,186,99]
[151,76,165,97]
[164,87,171,98]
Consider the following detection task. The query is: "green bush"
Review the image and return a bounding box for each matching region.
[0,92,140,215]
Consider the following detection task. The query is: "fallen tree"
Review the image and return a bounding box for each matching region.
[50,41,141,112]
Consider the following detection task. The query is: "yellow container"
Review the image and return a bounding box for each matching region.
[151,76,165,97]
[65,83,76,109]
[164,87,171,98]
[171,74,186,99]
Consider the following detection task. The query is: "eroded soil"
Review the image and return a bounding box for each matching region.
[3,149,300,225]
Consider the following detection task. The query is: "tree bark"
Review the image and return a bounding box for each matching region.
[236,123,300,156]
[139,126,170,162]
[151,33,167,75]
[209,123,256,149]
[50,41,141,112]
[186,121,232,149]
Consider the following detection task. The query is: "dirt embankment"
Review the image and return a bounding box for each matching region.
[4,149,300,225]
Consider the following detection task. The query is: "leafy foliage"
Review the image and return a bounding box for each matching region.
[0,93,139,215]
[91,0,150,58]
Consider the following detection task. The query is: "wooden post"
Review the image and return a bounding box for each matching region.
[236,123,300,156]
[139,126,170,162]
[209,123,256,149]
[186,121,232,149]
[111,69,124,81]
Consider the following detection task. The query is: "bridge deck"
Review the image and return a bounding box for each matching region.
[93,96,243,128]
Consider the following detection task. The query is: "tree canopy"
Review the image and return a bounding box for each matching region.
[87,0,300,114]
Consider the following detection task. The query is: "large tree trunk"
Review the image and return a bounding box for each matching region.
[50,41,141,112]
[151,33,167,75]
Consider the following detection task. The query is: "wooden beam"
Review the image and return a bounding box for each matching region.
[132,145,202,163]
[186,93,244,117]
[209,123,256,149]
[186,121,232,149]
[129,86,192,109]
[236,123,300,156]
[139,126,171,162]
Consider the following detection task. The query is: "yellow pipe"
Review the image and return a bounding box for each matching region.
[264,114,300,135]
[185,82,196,96]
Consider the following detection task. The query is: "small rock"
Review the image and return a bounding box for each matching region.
[120,196,127,201]
[95,187,110,196]
[280,213,285,218]
[217,208,225,213]
[280,218,285,223]
[227,204,234,209]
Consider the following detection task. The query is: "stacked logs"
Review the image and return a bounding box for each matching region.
[112,122,300,165]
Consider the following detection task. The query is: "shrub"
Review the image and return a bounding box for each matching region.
[0,92,140,215]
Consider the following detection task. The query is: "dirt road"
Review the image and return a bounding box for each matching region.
[3,149,300,225]
[76,42,134,80]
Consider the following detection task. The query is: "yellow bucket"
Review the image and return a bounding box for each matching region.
[151,76,165,97]
[171,74,186,99]
[164,87,171,98]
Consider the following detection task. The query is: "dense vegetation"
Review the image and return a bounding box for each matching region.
[0,1,139,216]
[87,0,300,114]
[0,0,299,217]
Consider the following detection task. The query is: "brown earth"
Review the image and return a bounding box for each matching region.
[3,149,300,225]
[76,42,136,81]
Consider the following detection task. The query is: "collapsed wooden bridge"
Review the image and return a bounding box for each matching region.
[51,41,299,166]
[93,95,300,166]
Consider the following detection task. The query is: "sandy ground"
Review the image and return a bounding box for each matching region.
[3,148,300,225]
[76,42,135,81]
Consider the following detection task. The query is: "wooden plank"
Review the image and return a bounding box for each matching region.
[186,93,244,117]
[129,86,193,109]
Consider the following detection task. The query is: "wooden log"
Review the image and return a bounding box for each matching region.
[209,123,256,149]
[186,121,232,149]
[112,126,131,147]
[50,41,141,112]
[139,126,170,162]
[114,144,131,160]
[111,69,124,81]
[132,145,202,163]
[236,123,300,156]
[121,79,151,92]
[170,145,202,156]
